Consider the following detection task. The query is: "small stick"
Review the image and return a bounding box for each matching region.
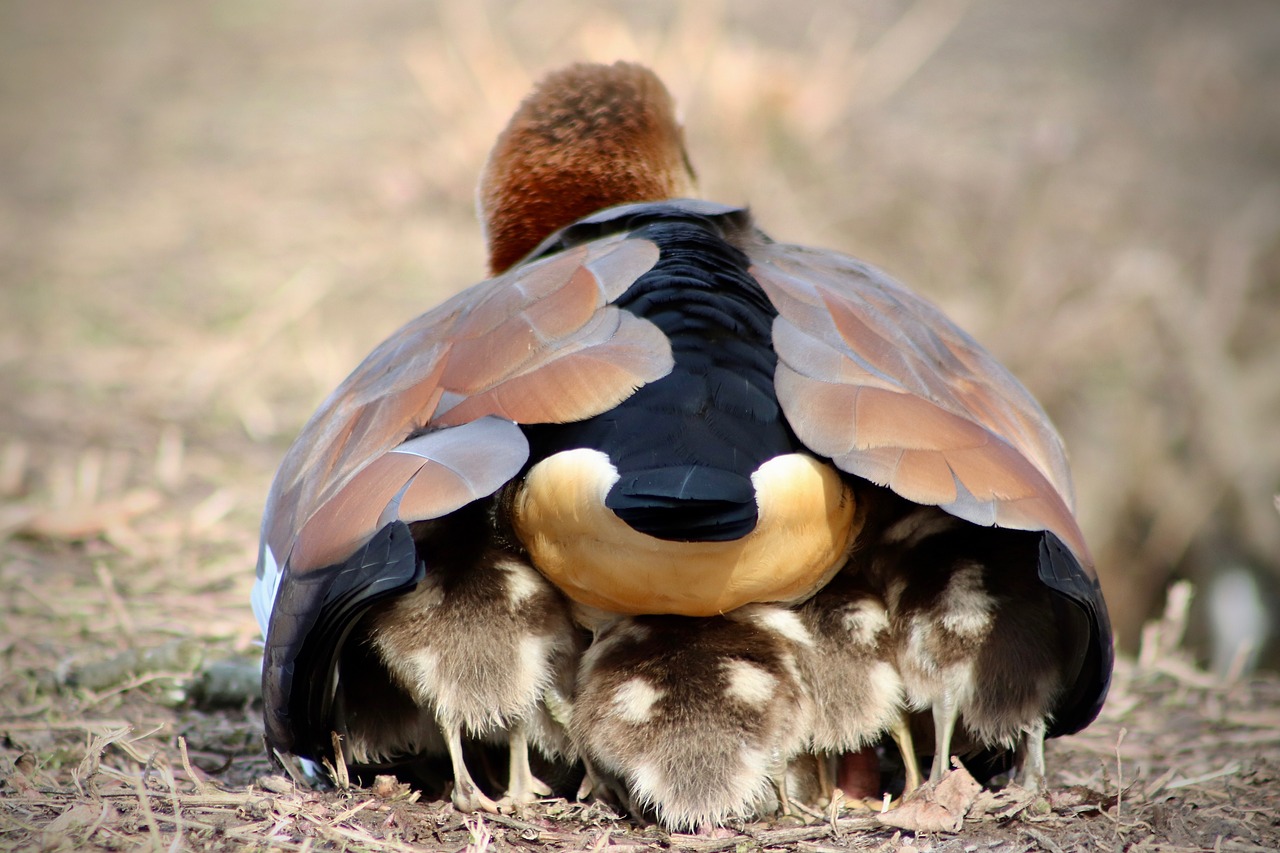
[161,759,185,853]
[1114,727,1127,837]
[94,562,136,638]
[177,736,208,795]
[132,770,165,853]
[329,731,350,791]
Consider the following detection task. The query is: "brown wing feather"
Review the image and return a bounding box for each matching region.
[261,234,668,575]
[287,417,531,573]
[749,241,1092,569]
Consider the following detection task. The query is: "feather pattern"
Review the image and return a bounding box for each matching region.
[748,242,1091,567]
[252,63,1114,822]
[258,235,668,579]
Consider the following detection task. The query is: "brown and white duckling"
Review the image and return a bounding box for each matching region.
[796,565,920,804]
[363,522,580,812]
[878,505,1069,791]
[570,606,813,830]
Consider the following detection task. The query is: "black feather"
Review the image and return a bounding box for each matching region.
[262,520,423,761]
[525,214,797,543]
[1037,531,1114,737]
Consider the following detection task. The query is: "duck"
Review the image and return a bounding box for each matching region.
[868,501,1102,791]
[569,606,813,830]
[359,511,580,811]
[257,497,579,811]
[794,499,921,805]
[253,61,1112,808]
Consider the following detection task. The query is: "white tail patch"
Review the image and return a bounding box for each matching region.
[740,605,814,647]
[939,561,994,638]
[501,560,547,606]
[612,677,664,724]
[406,648,441,703]
[840,599,889,645]
[722,659,778,706]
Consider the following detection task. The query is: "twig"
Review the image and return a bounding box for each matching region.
[94,561,137,639]
[132,769,165,853]
[1115,727,1128,837]
[753,825,836,845]
[327,731,350,792]
[176,736,208,795]
[161,759,184,853]
[84,800,115,844]
[1165,762,1243,791]
[327,798,375,825]
[476,809,555,839]
[0,719,134,732]
[274,749,316,788]
[96,789,278,808]
[1023,826,1068,853]
[72,725,133,796]
[664,834,740,852]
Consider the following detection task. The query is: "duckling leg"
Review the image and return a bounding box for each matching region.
[505,723,552,804]
[1013,718,1048,792]
[444,722,500,814]
[930,694,960,782]
[889,713,923,797]
[769,759,796,816]
[816,752,838,806]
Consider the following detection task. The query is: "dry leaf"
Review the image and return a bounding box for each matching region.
[879,798,966,833]
[933,765,983,813]
[258,774,296,794]
[878,765,982,833]
[372,773,412,799]
[45,802,103,834]
[19,489,161,541]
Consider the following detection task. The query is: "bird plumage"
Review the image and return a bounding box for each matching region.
[570,607,813,829]
[876,506,1074,789]
[252,60,1112,819]
[796,559,920,802]
[366,540,579,810]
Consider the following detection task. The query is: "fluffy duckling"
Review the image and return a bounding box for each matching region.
[362,516,581,812]
[796,566,920,803]
[877,506,1069,790]
[570,606,813,830]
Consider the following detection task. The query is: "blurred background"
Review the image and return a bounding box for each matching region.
[1,0,1277,671]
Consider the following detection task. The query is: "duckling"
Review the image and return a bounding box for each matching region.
[878,505,1071,790]
[796,564,920,804]
[360,510,580,812]
[570,606,813,830]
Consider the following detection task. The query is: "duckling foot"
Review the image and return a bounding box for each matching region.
[835,793,885,812]
[1012,718,1048,793]
[505,724,552,806]
[889,713,923,798]
[452,777,502,814]
[444,723,501,814]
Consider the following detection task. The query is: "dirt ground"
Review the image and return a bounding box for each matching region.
[2,1,1278,850]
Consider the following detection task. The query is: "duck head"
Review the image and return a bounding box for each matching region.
[479,61,697,275]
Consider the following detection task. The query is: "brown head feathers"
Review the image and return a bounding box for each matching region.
[479,62,696,275]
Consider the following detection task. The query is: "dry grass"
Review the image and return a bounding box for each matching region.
[1,0,1278,850]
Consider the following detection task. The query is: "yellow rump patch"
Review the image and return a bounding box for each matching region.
[513,449,860,616]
